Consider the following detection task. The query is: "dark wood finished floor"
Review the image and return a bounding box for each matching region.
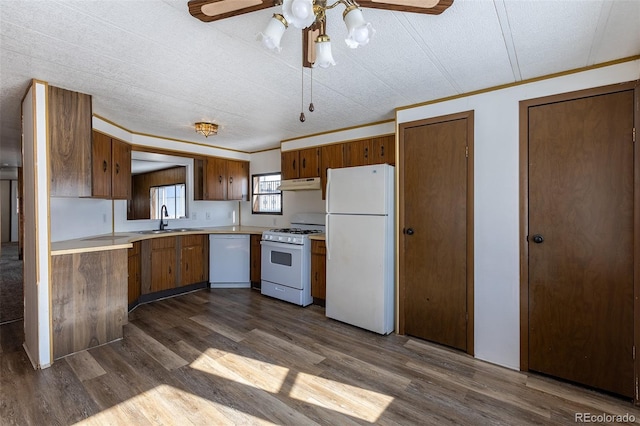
[2,289,639,425]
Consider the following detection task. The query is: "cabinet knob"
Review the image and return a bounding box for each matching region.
[380,145,385,157]
[229,176,233,184]
[103,160,108,172]
[218,175,222,183]
[115,163,120,174]
[293,159,296,170]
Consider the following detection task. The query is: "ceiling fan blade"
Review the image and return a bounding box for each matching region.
[188,0,279,23]
[356,0,453,15]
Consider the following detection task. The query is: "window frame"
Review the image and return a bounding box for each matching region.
[251,172,283,215]
[150,183,186,219]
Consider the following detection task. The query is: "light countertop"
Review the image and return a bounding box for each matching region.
[308,233,326,241]
[51,226,271,256]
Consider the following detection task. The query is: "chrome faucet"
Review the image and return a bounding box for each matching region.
[159,204,169,230]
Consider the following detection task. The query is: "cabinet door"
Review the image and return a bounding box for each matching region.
[205,157,227,200]
[370,135,395,165]
[91,131,112,198]
[281,151,299,180]
[150,237,176,292]
[111,138,131,200]
[250,234,261,289]
[49,86,92,197]
[321,143,344,200]
[299,147,320,178]
[311,240,326,300]
[127,244,141,305]
[180,235,206,286]
[343,139,371,168]
[227,160,249,201]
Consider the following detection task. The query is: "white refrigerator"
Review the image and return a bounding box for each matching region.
[325,164,395,335]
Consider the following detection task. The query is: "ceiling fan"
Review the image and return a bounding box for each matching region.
[187,0,453,122]
[187,0,454,67]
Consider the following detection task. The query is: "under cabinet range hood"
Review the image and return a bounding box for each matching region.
[277,177,321,191]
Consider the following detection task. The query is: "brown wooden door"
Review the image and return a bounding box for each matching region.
[299,147,320,178]
[91,131,112,198]
[527,89,634,397]
[281,151,299,179]
[111,138,131,200]
[401,115,471,352]
[205,157,227,200]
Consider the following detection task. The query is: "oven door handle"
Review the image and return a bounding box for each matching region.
[260,240,304,250]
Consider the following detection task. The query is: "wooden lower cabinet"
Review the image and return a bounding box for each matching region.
[133,235,209,307]
[179,235,207,286]
[128,242,141,305]
[250,234,261,289]
[311,239,326,303]
[150,237,176,293]
[52,249,128,360]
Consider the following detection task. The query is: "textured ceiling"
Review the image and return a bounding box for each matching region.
[1,0,639,168]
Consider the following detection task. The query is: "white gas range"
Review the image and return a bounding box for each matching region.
[260,213,325,306]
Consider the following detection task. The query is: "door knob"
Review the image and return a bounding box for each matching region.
[532,234,544,244]
[404,228,414,235]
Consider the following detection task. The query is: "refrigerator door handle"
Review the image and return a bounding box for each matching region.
[325,168,332,214]
[325,213,331,260]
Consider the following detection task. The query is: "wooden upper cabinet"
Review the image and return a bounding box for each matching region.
[321,143,344,199]
[371,135,395,165]
[299,147,320,178]
[111,138,132,199]
[92,130,131,199]
[48,86,93,197]
[227,160,249,201]
[205,157,227,200]
[343,139,372,168]
[201,157,249,201]
[92,131,112,198]
[281,150,299,180]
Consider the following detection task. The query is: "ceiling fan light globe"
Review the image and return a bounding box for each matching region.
[258,14,287,52]
[313,36,336,68]
[282,0,315,29]
[344,7,374,48]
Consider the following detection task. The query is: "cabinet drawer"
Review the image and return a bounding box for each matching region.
[151,236,176,250]
[181,234,205,247]
[311,240,326,255]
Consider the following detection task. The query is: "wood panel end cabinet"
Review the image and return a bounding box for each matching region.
[52,249,128,360]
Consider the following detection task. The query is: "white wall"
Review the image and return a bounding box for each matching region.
[240,149,325,228]
[397,60,640,370]
[10,180,18,242]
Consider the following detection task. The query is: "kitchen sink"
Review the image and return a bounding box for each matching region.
[137,228,203,234]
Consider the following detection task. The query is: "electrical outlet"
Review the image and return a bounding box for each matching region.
[102,213,107,223]
[192,212,197,220]
[206,212,212,220]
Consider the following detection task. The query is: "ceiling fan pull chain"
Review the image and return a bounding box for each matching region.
[309,67,315,112]
[300,64,306,122]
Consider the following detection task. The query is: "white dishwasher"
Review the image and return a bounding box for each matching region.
[209,234,250,288]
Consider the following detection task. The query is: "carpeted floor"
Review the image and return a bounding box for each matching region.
[0,242,23,324]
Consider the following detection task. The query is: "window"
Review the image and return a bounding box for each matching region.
[150,184,186,219]
[252,173,282,214]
